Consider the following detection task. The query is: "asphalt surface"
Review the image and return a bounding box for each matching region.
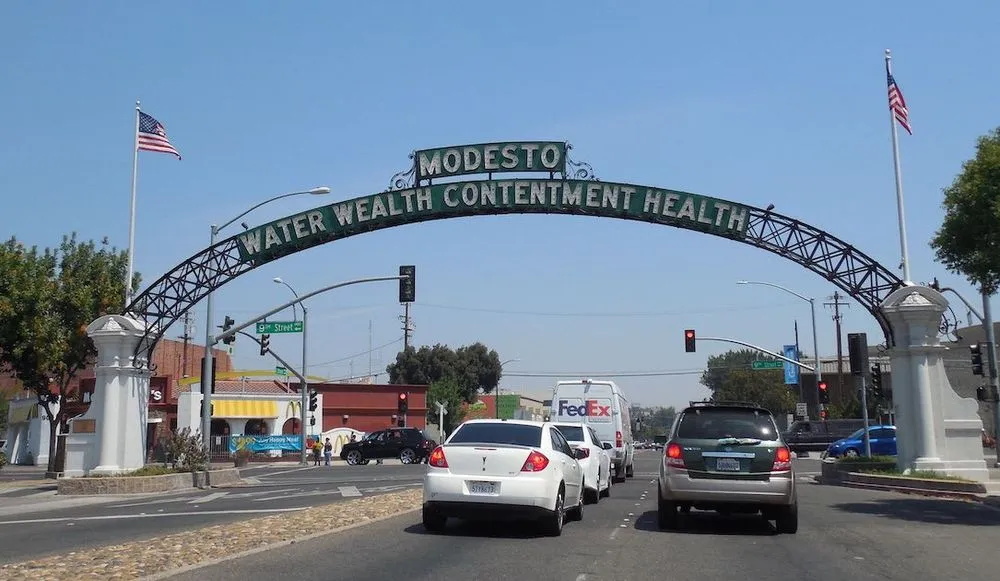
[0,462,425,564]
[165,450,1000,581]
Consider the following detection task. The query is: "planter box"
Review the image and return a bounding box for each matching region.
[57,468,242,495]
[844,471,987,494]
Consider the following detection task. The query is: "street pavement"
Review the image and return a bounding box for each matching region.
[166,449,1000,581]
[0,462,425,565]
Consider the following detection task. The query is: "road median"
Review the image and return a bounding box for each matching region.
[0,488,422,580]
[818,458,991,501]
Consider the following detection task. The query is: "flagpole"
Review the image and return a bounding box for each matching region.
[885,49,912,284]
[125,100,140,307]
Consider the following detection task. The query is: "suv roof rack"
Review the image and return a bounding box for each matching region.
[688,400,763,409]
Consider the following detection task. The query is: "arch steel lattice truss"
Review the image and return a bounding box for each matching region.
[126,204,906,368]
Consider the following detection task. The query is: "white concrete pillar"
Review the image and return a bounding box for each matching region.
[881,286,990,481]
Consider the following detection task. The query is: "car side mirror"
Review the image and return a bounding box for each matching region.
[573,448,588,460]
[602,442,613,450]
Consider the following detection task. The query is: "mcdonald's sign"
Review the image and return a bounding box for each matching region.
[286,401,301,416]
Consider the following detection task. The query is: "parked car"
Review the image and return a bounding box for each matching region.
[339,427,434,465]
[553,423,613,503]
[657,401,798,534]
[823,425,897,458]
[422,419,586,536]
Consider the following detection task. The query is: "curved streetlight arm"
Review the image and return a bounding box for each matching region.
[737,280,811,303]
[276,279,301,320]
[940,286,984,323]
[215,189,326,236]
[212,275,410,344]
[697,336,816,371]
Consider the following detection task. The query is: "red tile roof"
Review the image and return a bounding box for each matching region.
[211,380,294,395]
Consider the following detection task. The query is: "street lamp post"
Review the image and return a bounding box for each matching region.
[737,280,823,416]
[274,277,310,465]
[200,187,330,457]
[496,358,521,419]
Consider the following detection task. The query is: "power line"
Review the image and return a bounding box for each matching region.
[311,337,403,368]
[505,362,782,378]
[414,300,803,318]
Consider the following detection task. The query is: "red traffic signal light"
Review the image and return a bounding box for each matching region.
[397,392,409,414]
[684,329,696,353]
[399,393,407,400]
[818,380,830,404]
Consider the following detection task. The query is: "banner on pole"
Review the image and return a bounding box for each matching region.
[783,344,800,386]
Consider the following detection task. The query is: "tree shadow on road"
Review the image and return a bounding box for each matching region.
[831,498,1000,526]
[633,510,778,536]
[403,518,552,539]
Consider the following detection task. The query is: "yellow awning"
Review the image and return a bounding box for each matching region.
[212,400,279,418]
[9,405,38,424]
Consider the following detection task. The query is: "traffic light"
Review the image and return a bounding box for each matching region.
[818,380,830,404]
[819,409,828,420]
[308,389,318,412]
[221,316,236,345]
[200,356,218,393]
[397,392,408,414]
[870,363,883,399]
[397,416,405,428]
[971,343,984,376]
[399,265,415,303]
[847,332,869,376]
[310,417,316,426]
[259,334,270,356]
[684,329,696,353]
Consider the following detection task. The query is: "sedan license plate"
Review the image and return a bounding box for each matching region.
[715,458,741,471]
[468,480,499,495]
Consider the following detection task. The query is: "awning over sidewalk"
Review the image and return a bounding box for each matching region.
[211,399,278,418]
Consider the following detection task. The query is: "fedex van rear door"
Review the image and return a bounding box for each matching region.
[552,382,616,444]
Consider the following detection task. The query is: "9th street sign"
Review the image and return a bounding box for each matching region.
[256,321,303,334]
[751,360,784,370]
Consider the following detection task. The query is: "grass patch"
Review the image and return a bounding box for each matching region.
[836,454,896,466]
[85,465,182,478]
[856,466,974,482]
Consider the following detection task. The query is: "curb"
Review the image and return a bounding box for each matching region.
[837,478,988,501]
[138,505,421,580]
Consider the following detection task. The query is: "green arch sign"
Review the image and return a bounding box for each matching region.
[234,141,752,266]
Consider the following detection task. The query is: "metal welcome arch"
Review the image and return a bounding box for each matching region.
[126,141,905,365]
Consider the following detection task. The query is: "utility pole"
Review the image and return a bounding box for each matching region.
[824,291,851,400]
[368,320,374,379]
[794,319,803,402]
[400,306,413,350]
[178,312,194,378]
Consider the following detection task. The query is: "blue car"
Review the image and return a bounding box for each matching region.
[824,425,897,458]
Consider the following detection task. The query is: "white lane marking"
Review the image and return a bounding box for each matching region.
[188,492,229,504]
[259,466,316,477]
[576,574,589,581]
[609,528,620,540]
[225,488,302,499]
[338,485,362,497]
[0,507,307,525]
[112,496,204,508]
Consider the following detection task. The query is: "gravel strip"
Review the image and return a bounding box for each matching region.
[0,488,422,580]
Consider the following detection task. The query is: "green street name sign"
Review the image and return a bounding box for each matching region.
[256,321,303,334]
[415,141,567,181]
[234,179,751,264]
[275,366,288,376]
[752,360,784,370]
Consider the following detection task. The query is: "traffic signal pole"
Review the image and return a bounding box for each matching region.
[686,335,817,372]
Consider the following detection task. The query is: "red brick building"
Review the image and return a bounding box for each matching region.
[314,382,428,433]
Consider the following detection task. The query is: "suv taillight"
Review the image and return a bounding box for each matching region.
[521,450,550,472]
[771,447,791,472]
[665,442,685,469]
[429,446,448,468]
[615,431,623,448]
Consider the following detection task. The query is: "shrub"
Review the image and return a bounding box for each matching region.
[163,427,208,472]
[0,451,7,470]
[125,465,178,477]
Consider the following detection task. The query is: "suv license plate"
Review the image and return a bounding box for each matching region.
[468,481,499,495]
[716,458,741,471]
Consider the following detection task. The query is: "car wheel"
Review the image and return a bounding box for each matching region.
[544,488,565,536]
[568,487,584,521]
[657,491,678,530]
[422,506,447,533]
[625,463,634,478]
[844,448,860,458]
[601,475,611,498]
[399,447,417,464]
[775,502,798,534]
[346,450,362,465]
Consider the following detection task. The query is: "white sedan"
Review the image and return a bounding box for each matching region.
[422,419,586,536]
[553,423,612,503]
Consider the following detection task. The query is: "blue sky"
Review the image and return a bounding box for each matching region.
[2,2,998,409]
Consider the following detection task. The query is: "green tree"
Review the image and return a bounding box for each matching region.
[0,234,138,474]
[387,342,503,402]
[425,377,467,436]
[630,405,677,439]
[700,349,797,416]
[930,127,1000,293]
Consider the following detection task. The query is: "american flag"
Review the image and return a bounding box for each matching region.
[137,111,182,159]
[886,69,912,135]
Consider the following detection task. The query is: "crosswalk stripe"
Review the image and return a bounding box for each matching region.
[338,485,362,497]
[188,492,229,504]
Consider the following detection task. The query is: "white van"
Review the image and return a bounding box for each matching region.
[551,378,634,481]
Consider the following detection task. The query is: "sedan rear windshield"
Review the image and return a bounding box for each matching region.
[553,425,585,442]
[676,409,779,440]
[449,423,542,447]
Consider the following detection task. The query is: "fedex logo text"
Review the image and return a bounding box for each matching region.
[557,399,611,418]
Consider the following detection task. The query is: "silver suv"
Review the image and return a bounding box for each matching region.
[657,401,797,533]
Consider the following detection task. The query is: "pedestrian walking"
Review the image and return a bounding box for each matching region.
[323,438,333,466]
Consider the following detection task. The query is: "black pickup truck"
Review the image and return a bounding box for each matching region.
[782,419,877,453]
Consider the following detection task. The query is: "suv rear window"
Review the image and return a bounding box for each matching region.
[676,408,779,440]
[449,423,542,447]
[553,425,585,442]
